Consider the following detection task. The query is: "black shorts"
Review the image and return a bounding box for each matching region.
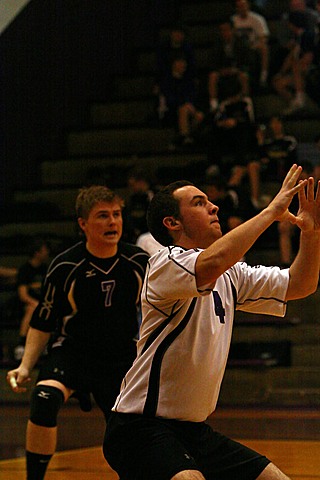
[103,412,270,480]
[37,337,135,418]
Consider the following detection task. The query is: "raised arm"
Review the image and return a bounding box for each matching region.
[196,165,307,287]
[286,177,320,300]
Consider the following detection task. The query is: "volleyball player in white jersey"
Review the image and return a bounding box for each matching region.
[104,165,320,480]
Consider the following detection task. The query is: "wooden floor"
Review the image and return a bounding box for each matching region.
[1,404,320,479]
[1,440,320,480]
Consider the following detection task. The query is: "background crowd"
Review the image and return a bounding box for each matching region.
[1,0,320,365]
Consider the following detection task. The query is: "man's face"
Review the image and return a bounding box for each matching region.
[219,22,233,42]
[269,117,283,136]
[78,201,123,250]
[173,185,222,248]
[236,0,249,16]
[171,29,185,45]
[290,0,305,11]
[36,245,50,263]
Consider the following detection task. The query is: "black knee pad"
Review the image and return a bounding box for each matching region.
[30,385,64,427]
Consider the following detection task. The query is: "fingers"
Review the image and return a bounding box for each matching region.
[9,375,18,389]
[283,164,302,186]
[6,371,29,393]
[316,180,320,201]
[292,178,308,196]
[6,372,19,392]
[307,177,315,201]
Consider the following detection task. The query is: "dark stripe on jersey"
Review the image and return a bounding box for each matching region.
[236,296,287,307]
[168,246,197,276]
[141,305,183,355]
[143,297,197,418]
[226,272,237,310]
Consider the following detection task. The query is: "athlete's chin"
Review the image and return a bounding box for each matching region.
[211,224,222,237]
[103,235,120,244]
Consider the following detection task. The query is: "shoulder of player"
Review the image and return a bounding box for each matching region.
[46,241,86,275]
[118,241,150,265]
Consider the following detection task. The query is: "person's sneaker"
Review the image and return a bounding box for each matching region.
[13,345,25,361]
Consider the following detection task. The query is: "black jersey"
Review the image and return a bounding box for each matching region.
[259,135,298,181]
[30,241,149,359]
[215,96,255,126]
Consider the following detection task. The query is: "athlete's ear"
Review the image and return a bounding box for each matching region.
[78,217,86,233]
[163,216,181,231]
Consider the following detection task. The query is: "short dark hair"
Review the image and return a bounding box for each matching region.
[147,180,194,246]
[288,11,309,29]
[75,185,124,219]
[28,237,50,258]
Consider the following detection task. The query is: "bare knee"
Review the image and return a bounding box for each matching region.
[171,470,205,480]
[257,462,291,480]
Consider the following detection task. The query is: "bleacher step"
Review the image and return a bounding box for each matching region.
[67,127,174,156]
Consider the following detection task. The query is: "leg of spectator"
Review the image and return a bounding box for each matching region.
[238,71,250,96]
[272,74,293,103]
[228,165,247,187]
[208,71,220,111]
[247,160,261,208]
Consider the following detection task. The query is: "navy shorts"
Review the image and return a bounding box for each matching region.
[103,412,270,480]
[37,337,135,418]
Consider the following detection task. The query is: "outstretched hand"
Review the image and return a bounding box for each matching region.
[267,164,308,221]
[291,177,320,232]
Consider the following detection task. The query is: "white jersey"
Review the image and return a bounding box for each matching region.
[232,11,269,48]
[113,247,289,422]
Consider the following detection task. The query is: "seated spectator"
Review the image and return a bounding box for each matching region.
[207,88,257,188]
[159,56,204,148]
[207,19,253,112]
[292,0,319,27]
[271,0,319,74]
[124,169,155,243]
[13,238,50,361]
[248,116,298,208]
[154,23,196,97]
[231,0,270,87]
[272,10,318,114]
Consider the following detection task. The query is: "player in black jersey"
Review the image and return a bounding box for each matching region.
[7,185,149,480]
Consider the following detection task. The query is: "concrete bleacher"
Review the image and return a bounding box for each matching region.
[1,0,320,407]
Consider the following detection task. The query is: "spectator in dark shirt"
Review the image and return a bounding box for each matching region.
[248,116,298,208]
[208,19,253,112]
[154,23,196,95]
[13,238,50,361]
[207,88,257,188]
[125,168,155,243]
[159,56,204,148]
[272,10,318,114]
